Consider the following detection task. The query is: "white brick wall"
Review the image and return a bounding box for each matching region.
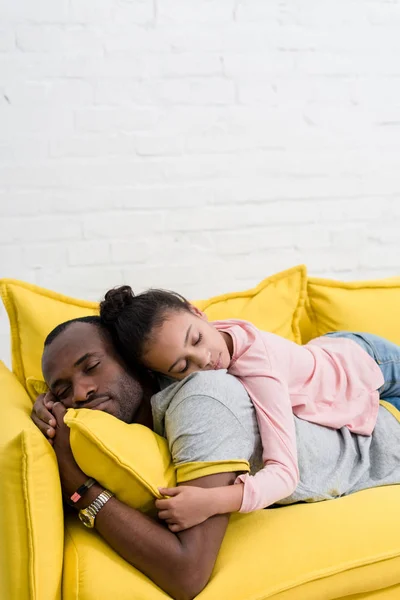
[1,0,400,366]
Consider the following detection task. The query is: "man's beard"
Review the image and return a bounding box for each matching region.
[114,369,147,424]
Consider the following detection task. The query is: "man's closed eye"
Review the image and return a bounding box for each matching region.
[56,386,70,400]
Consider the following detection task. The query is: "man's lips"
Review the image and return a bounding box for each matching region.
[81,397,111,410]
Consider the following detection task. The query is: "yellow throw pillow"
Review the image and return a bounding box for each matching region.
[298,296,318,344]
[194,265,307,344]
[0,279,98,391]
[0,362,63,600]
[64,408,176,515]
[308,276,400,343]
[26,377,48,400]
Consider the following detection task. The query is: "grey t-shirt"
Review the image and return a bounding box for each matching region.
[151,370,400,504]
[283,401,400,503]
[152,370,263,483]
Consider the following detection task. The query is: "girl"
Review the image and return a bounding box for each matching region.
[100,285,400,531]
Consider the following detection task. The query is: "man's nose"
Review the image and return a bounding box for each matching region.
[72,379,97,404]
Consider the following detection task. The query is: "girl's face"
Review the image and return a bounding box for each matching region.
[142,307,232,380]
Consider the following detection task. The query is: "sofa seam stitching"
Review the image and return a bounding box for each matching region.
[21,431,36,600]
[64,526,80,600]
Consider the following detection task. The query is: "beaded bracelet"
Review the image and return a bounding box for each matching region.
[69,477,97,504]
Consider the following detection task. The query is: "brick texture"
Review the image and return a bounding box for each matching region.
[1,0,400,365]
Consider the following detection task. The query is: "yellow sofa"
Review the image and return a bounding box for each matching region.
[1,265,400,600]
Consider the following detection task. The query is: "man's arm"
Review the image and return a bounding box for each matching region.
[51,402,237,600]
[89,473,235,600]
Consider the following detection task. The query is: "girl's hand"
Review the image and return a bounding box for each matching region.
[156,486,214,532]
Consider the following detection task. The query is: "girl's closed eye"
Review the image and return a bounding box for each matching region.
[179,361,189,374]
[178,333,203,374]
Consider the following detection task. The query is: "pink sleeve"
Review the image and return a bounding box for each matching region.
[215,319,299,512]
[234,374,299,512]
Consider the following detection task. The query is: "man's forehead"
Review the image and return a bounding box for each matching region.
[52,321,105,347]
[42,322,107,373]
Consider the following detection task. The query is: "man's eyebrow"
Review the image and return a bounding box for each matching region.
[50,353,93,390]
[74,352,92,367]
[168,325,192,373]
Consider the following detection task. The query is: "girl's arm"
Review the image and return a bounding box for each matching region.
[236,374,300,512]
[214,320,300,513]
[157,483,244,531]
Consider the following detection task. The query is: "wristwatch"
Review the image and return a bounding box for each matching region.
[78,490,114,528]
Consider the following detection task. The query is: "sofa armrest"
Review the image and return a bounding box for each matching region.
[0,361,64,600]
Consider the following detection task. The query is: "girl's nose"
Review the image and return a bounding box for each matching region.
[196,349,211,369]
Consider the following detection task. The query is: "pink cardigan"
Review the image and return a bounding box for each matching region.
[213,320,384,512]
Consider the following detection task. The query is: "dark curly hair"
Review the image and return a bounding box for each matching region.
[99,285,192,369]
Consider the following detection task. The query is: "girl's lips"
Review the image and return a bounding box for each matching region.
[214,353,222,370]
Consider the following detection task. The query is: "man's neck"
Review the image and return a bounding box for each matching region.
[132,381,156,429]
[134,400,153,429]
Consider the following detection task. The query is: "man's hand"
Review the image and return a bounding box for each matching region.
[31,391,57,444]
[156,486,214,532]
[51,402,88,500]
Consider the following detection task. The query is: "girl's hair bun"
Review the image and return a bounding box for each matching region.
[100,285,135,324]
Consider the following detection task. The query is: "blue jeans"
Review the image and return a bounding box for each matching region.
[324,331,400,411]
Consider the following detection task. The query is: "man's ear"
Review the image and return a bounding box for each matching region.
[189,305,208,321]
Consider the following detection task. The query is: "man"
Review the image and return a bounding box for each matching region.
[32,316,400,600]
[32,315,259,600]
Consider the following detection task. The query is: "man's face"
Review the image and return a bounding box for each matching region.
[42,322,146,424]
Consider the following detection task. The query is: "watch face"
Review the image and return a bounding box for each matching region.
[79,510,95,528]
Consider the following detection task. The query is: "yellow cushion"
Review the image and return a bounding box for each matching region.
[307,276,400,343]
[0,279,98,390]
[194,265,307,344]
[0,362,63,600]
[298,295,317,344]
[65,408,176,515]
[63,485,400,600]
